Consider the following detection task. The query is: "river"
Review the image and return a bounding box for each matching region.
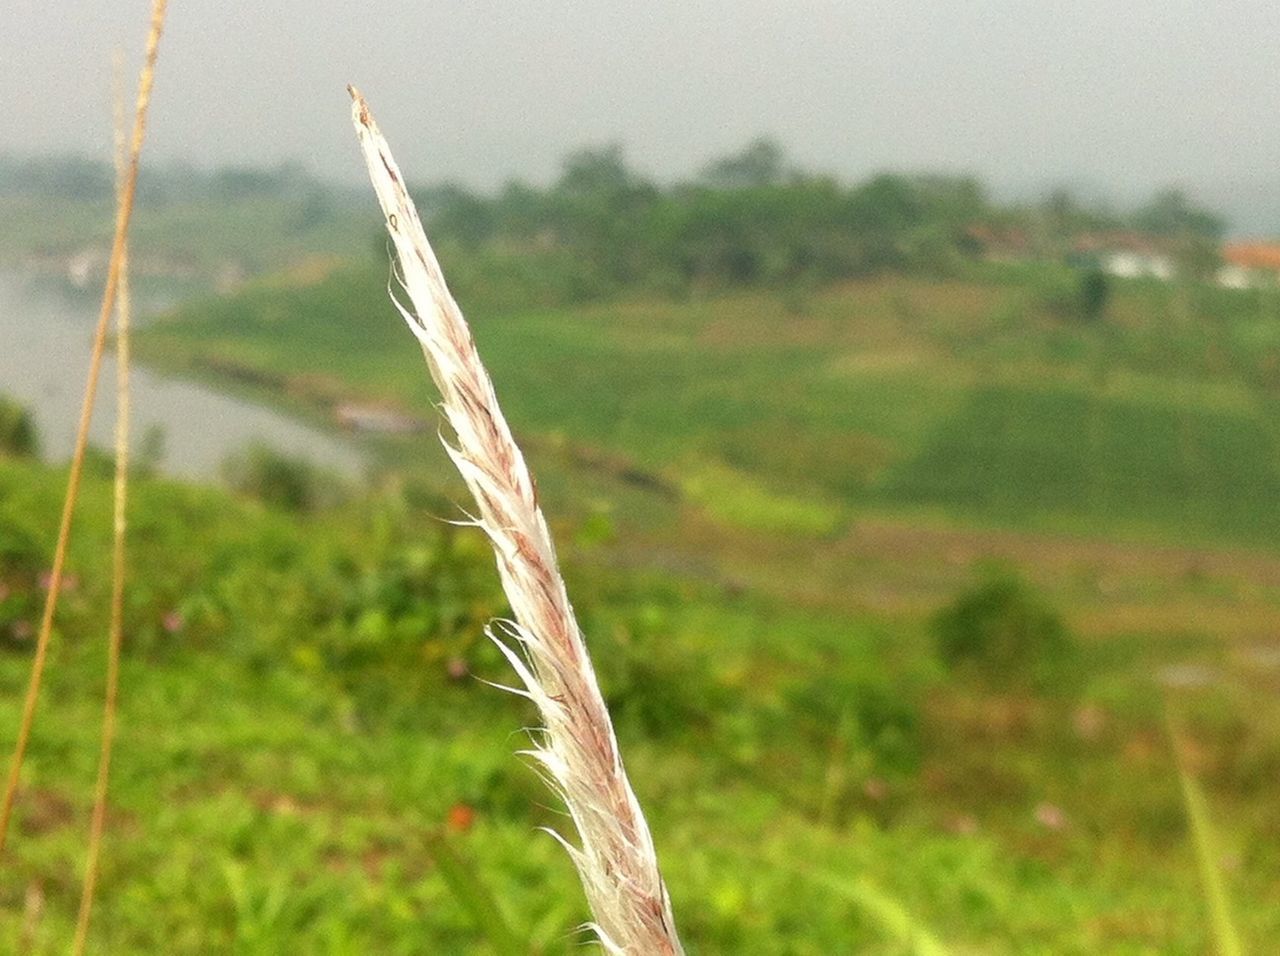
[0,272,364,480]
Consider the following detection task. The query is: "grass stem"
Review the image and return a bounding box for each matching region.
[1166,709,1245,956]
[69,28,159,948]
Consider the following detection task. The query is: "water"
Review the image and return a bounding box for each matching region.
[0,272,364,480]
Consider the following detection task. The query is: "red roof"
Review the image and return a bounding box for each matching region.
[1223,242,1280,272]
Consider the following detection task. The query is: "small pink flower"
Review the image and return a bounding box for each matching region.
[1072,704,1106,741]
[862,778,888,802]
[945,813,979,836]
[1034,802,1067,831]
[446,657,468,681]
[37,571,77,592]
[162,611,184,634]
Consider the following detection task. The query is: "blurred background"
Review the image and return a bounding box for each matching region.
[2,2,1279,951]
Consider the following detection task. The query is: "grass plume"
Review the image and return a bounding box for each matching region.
[348,87,683,953]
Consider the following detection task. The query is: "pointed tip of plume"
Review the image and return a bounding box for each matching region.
[347,85,371,127]
[350,94,683,954]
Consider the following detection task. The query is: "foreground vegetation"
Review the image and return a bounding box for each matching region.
[1,421,1278,950]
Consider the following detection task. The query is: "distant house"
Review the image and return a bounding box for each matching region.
[964,224,1034,263]
[334,402,426,435]
[1073,232,1175,281]
[1218,242,1280,289]
[1100,248,1175,281]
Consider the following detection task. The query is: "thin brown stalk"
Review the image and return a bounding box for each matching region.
[71,49,140,954]
[349,88,682,954]
[0,0,168,859]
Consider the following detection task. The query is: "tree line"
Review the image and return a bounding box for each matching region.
[1,144,1226,296]
[413,139,1226,295]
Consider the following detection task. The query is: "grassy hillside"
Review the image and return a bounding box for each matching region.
[11,246,1280,949]
[5,259,1274,949]
[1,453,1278,951]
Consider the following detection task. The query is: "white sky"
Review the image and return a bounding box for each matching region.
[8,1,1280,227]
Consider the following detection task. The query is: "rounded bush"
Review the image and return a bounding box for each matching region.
[933,573,1074,687]
[0,396,38,457]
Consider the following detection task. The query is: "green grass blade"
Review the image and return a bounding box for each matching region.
[1168,716,1245,956]
[422,829,526,956]
[792,866,950,956]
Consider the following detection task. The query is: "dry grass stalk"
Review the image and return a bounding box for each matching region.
[19,879,45,953]
[71,46,144,954]
[348,87,683,954]
[0,0,168,858]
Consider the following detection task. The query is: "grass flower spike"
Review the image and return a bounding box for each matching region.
[348,87,683,954]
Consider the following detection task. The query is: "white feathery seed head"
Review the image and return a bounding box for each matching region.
[348,87,683,955]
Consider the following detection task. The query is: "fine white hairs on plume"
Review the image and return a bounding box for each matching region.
[348,87,683,955]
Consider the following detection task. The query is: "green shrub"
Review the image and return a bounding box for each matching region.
[1035,266,1109,323]
[592,606,729,741]
[222,443,345,512]
[0,396,38,457]
[326,530,501,677]
[933,572,1074,687]
[0,520,44,647]
[785,670,921,774]
[1078,267,1110,321]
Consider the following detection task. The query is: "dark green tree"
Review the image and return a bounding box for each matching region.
[1079,268,1110,322]
[0,397,37,457]
[698,137,786,189]
[933,572,1075,687]
[1134,188,1224,240]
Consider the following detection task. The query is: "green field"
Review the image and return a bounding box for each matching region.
[5,261,1280,950]
[140,260,1280,549]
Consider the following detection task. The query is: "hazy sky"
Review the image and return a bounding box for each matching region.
[9,1,1280,222]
